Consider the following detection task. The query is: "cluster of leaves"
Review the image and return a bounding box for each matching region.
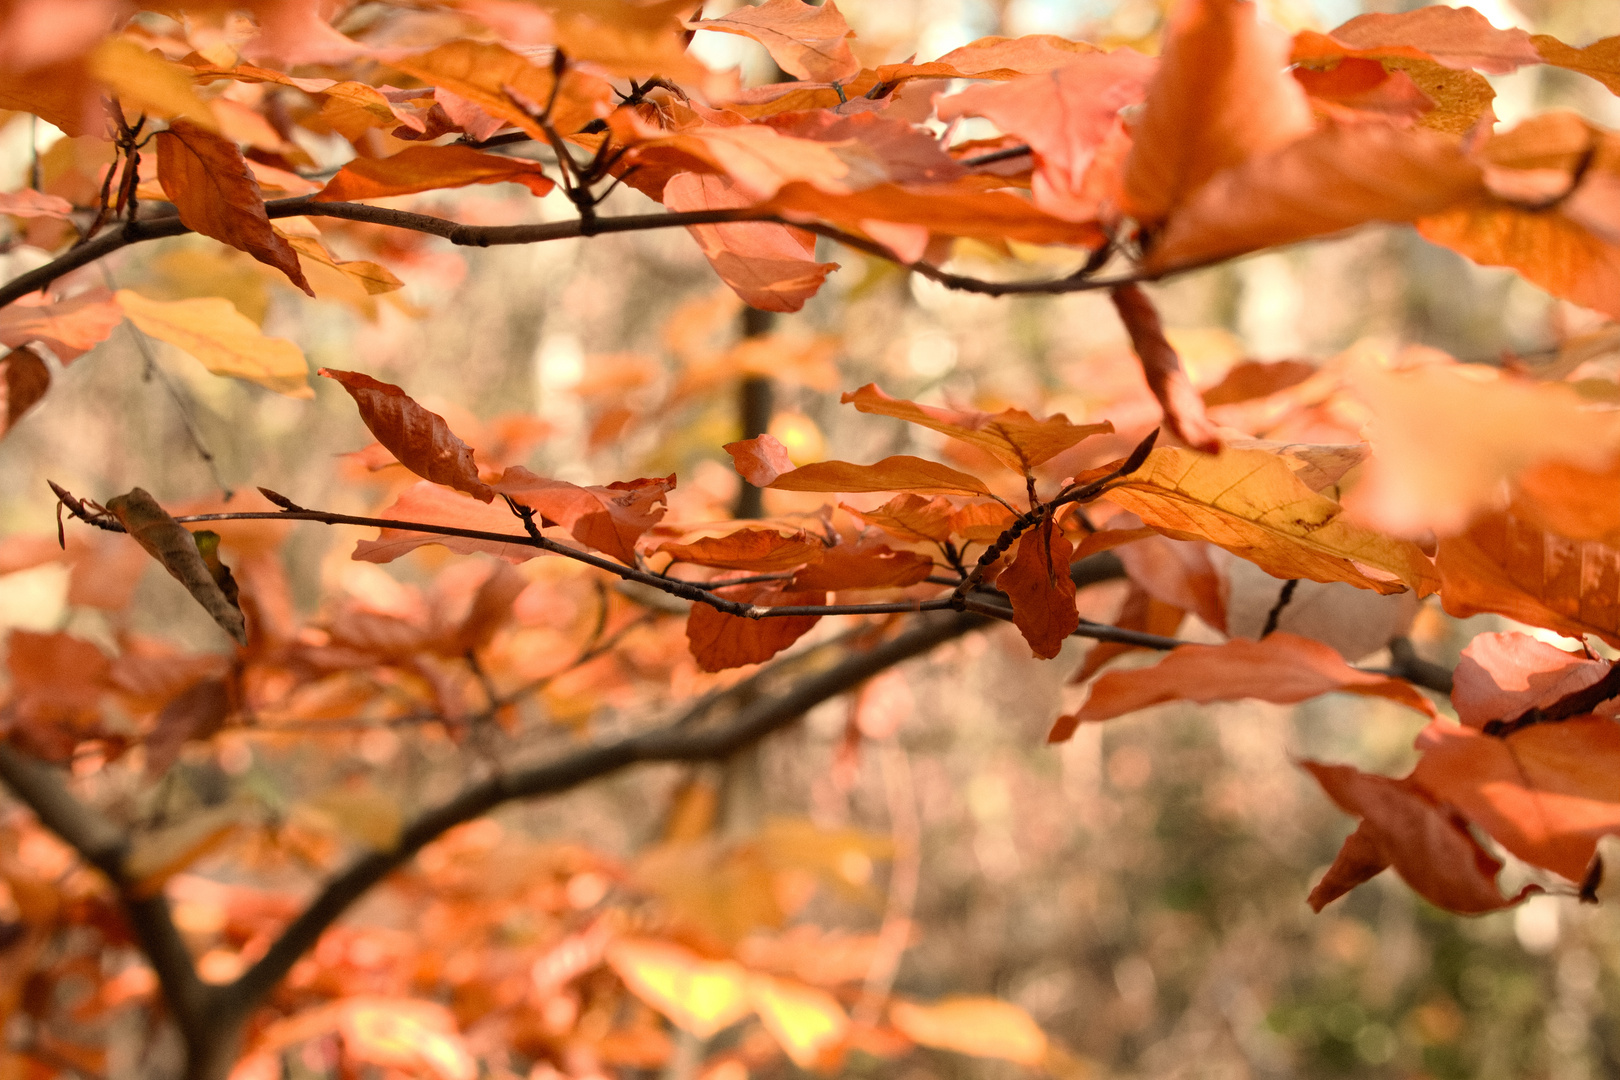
[7,0,1620,1077]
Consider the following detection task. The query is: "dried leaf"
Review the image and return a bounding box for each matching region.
[391,40,610,143]
[0,291,124,362]
[316,144,556,202]
[1103,445,1439,596]
[725,433,797,487]
[998,517,1077,660]
[89,38,218,130]
[352,483,536,565]
[789,542,933,591]
[1534,33,1620,96]
[1310,7,1540,75]
[493,468,673,566]
[1450,632,1610,730]
[659,529,827,572]
[686,582,822,672]
[155,119,312,295]
[767,457,992,497]
[1307,823,1389,912]
[841,494,955,543]
[0,190,74,219]
[145,677,230,778]
[1109,285,1221,451]
[1301,760,1528,914]
[1,346,49,435]
[841,384,1112,472]
[688,0,860,83]
[1064,633,1436,729]
[107,489,248,646]
[321,369,494,502]
[115,290,311,397]
[890,997,1048,1065]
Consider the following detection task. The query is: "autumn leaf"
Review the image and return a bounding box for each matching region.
[1412,719,1620,882]
[659,529,826,572]
[935,50,1156,223]
[1302,761,1527,914]
[1058,633,1436,734]
[606,938,753,1038]
[0,189,74,219]
[1,347,49,436]
[1123,0,1314,224]
[686,582,822,672]
[998,517,1077,660]
[1450,632,1611,730]
[316,144,556,202]
[763,457,993,497]
[89,38,219,131]
[391,40,611,143]
[1108,285,1220,451]
[1103,445,1439,596]
[351,483,535,565]
[116,291,312,397]
[664,173,839,313]
[442,564,528,656]
[725,433,797,487]
[841,494,955,543]
[789,542,934,591]
[144,677,230,778]
[749,974,849,1069]
[107,489,248,646]
[890,998,1048,1065]
[0,291,124,362]
[1306,7,1540,75]
[841,384,1112,473]
[493,468,673,566]
[688,0,860,83]
[875,34,1100,81]
[155,119,312,295]
[321,369,494,502]
[125,803,248,897]
[1435,507,1620,647]
[1533,33,1620,96]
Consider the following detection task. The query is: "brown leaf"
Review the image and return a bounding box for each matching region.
[659,529,827,572]
[875,34,1100,81]
[1450,632,1611,730]
[1413,719,1620,882]
[841,384,1112,473]
[688,0,860,83]
[767,457,992,497]
[1109,285,1221,452]
[445,564,528,656]
[1301,760,1528,914]
[321,369,494,502]
[1307,823,1390,912]
[840,494,955,543]
[998,517,1077,660]
[686,582,822,672]
[664,172,838,313]
[352,483,537,565]
[790,542,933,591]
[1,347,49,435]
[316,144,556,202]
[155,119,313,295]
[1113,533,1225,632]
[1123,0,1314,224]
[1201,359,1316,406]
[726,433,797,487]
[5,630,110,762]
[1065,634,1437,728]
[145,677,230,778]
[107,489,248,646]
[390,40,611,143]
[492,468,673,566]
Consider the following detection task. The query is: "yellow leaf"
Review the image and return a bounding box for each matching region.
[890,997,1048,1065]
[90,38,219,131]
[115,290,312,397]
[606,938,753,1038]
[339,997,475,1080]
[748,974,848,1069]
[1103,445,1438,596]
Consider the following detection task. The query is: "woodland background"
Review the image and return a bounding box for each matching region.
[4,0,1620,1078]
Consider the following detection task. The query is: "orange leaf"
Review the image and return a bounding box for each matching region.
[686,582,822,672]
[1148,122,1482,271]
[1,346,49,436]
[767,456,992,497]
[1435,508,1620,647]
[1065,634,1438,729]
[1450,632,1610,730]
[889,997,1047,1065]
[1413,719,1620,881]
[493,468,673,566]
[1113,533,1225,632]
[155,119,313,296]
[321,369,494,502]
[1200,359,1316,406]
[1533,33,1620,96]
[1123,0,1314,224]
[841,494,955,543]
[664,172,838,313]
[606,938,753,1038]
[875,34,1100,81]
[659,529,827,572]
[391,40,610,143]
[316,144,555,201]
[0,291,123,362]
[766,181,1108,251]
[0,189,73,219]
[998,517,1077,660]
[1108,285,1220,452]
[1051,588,1185,741]
[1306,822,1389,912]
[790,542,933,591]
[840,384,1112,472]
[1299,7,1540,75]
[1302,760,1527,914]
[935,50,1156,223]
[725,433,797,487]
[748,975,849,1070]
[352,483,536,565]
[688,0,860,83]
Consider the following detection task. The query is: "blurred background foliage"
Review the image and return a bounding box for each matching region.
[6,0,1620,1078]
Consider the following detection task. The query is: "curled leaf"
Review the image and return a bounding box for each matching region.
[107,488,248,646]
[1109,284,1221,452]
[321,369,494,502]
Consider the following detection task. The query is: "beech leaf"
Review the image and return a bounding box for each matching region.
[107,489,247,645]
[659,529,826,572]
[115,290,312,397]
[321,369,494,502]
[765,457,992,497]
[1,346,50,436]
[686,582,822,672]
[998,517,1078,660]
[1108,285,1221,452]
[316,144,556,202]
[688,0,860,83]
[841,384,1112,472]
[155,119,313,295]
[1450,632,1611,730]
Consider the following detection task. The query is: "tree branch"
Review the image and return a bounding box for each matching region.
[1,197,1160,314]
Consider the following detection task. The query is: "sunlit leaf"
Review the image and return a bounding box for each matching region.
[606,938,753,1039]
[841,384,1112,472]
[115,290,311,397]
[890,997,1048,1065]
